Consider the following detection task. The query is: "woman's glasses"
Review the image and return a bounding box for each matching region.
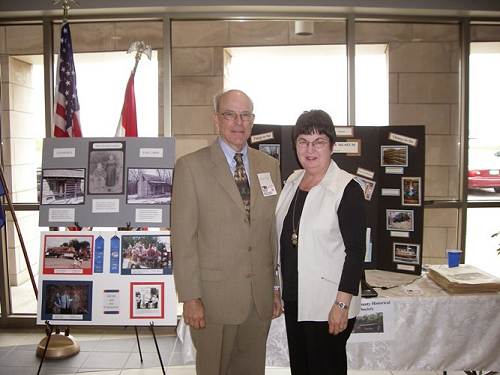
[296,138,330,150]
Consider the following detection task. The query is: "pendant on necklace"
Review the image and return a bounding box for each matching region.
[291,232,298,246]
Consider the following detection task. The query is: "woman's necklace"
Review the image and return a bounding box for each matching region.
[291,189,300,247]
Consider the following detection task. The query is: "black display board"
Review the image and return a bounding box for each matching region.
[250,124,425,275]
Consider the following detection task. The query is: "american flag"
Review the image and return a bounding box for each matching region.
[53,22,82,137]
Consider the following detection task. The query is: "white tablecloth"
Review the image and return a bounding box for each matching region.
[177,270,500,371]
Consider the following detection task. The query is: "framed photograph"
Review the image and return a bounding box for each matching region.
[127,168,173,204]
[386,209,414,232]
[258,143,280,161]
[88,142,125,194]
[42,234,94,275]
[41,169,85,205]
[130,282,164,319]
[354,176,376,201]
[121,234,172,275]
[380,145,408,167]
[393,242,420,264]
[401,177,421,206]
[41,280,92,321]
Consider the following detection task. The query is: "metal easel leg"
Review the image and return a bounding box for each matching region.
[150,321,166,375]
[134,326,143,363]
[36,321,54,375]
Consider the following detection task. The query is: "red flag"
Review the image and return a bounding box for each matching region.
[115,72,138,137]
[53,22,82,137]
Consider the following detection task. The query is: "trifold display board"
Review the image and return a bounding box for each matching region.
[39,137,175,228]
[250,125,425,275]
[36,230,177,326]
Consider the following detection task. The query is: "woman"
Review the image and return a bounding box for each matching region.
[276,110,366,374]
[105,154,117,189]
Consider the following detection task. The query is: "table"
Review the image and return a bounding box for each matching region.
[177,270,500,371]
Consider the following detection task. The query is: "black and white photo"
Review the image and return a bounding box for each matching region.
[258,143,280,161]
[127,168,172,204]
[352,312,384,334]
[130,282,164,319]
[41,169,85,205]
[88,142,125,194]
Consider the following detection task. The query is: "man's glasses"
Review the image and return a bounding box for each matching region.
[296,138,330,150]
[219,111,255,122]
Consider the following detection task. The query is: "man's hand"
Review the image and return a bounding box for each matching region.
[272,290,283,319]
[183,298,206,329]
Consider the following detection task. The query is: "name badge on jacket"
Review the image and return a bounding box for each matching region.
[257,172,277,196]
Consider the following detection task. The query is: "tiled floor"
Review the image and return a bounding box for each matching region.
[0,328,470,375]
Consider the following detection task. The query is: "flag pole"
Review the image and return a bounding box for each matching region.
[115,41,151,137]
[0,167,38,299]
[36,2,82,367]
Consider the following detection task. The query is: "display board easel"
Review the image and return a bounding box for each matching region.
[36,136,176,374]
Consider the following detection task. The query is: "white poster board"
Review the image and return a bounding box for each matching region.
[36,230,177,326]
[349,298,395,343]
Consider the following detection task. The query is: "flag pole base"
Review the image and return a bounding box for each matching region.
[36,332,80,359]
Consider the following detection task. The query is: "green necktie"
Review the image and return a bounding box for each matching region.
[234,153,250,220]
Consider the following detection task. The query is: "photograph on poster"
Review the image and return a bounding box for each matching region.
[41,280,92,321]
[393,242,420,264]
[352,312,384,334]
[401,177,421,206]
[380,145,408,167]
[42,235,94,275]
[127,168,173,204]
[354,176,376,201]
[386,209,414,231]
[121,234,172,275]
[258,144,280,161]
[88,142,125,194]
[130,282,164,319]
[41,169,85,205]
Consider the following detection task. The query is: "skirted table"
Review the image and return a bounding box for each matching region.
[177,269,500,371]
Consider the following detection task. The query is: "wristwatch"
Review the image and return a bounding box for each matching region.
[334,300,349,310]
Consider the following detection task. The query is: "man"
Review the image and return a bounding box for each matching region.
[172,89,282,375]
[59,289,72,314]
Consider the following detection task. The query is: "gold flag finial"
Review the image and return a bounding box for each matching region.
[53,0,80,22]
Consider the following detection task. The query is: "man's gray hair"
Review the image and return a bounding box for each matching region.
[213,89,254,113]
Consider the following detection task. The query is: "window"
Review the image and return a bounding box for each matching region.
[225,45,347,125]
[468,42,500,201]
[355,44,389,126]
[56,51,159,137]
[465,208,500,277]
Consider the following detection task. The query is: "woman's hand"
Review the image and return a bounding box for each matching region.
[328,291,352,335]
[328,303,349,335]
